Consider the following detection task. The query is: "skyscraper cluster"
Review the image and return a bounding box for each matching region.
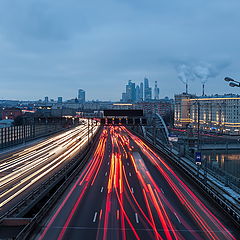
[121,78,159,103]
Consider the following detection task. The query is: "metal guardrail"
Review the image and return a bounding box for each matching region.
[0,124,78,154]
[14,127,102,240]
[135,130,240,225]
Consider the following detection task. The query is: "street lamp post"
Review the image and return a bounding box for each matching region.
[192,98,207,181]
[191,98,202,177]
[197,100,200,151]
[224,76,240,184]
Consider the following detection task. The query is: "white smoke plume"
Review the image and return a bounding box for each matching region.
[177,64,195,84]
[176,64,195,93]
[192,63,218,84]
[176,61,229,94]
[176,61,228,85]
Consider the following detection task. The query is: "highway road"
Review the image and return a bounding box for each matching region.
[35,126,239,240]
[0,120,98,214]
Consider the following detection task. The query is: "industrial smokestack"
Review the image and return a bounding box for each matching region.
[202,83,205,96]
[177,64,193,94]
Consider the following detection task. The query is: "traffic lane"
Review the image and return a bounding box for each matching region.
[0,125,87,178]
[126,138,204,238]
[121,156,158,240]
[0,142,83,212]
[1,125,95,212]
[122,147,185,239]
[138,150,207,239]
[0,125,89,167]
[109,128,153,239]
[47,172,108,240]
[44,128,148,240]
[119,128,221,240]
[36,129,109,240]
[110,129,172,240]
[63,144,112,239]
[111,128,178,239]
[114,146,151,240]
[0,150,81,213]
[128,132,238,240]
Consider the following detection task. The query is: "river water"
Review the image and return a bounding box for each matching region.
[202,150,240,178]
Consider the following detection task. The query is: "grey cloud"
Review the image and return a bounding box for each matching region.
[0,0,239,100]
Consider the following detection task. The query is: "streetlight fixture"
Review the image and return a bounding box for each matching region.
[224,77,235,82]
[224,77,240,87]
[229,82,240,87]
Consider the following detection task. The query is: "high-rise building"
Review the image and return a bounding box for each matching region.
[78,89,86,103]
[135,85,140,102]
[154,81,160,100]
[121,80,145,102]
[57,97,63,103]
[44,97,49,103]
[144,77,152,101]
[140,82,144,101]
[121,93,127,102]
[125,80,136,102]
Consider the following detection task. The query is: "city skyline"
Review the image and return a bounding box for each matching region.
[0,1,240,100]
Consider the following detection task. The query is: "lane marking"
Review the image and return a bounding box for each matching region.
[174,212,181,224]
[108,162,110,165]
[135,213,139,223]
[93,212,98,222]
[127,162,129,166]
[131,187,134,194]
[117,210,120,220]
[100,187,104,192]
[105,172,108,176]
[161,188,164,194]
[129,172,131,177]
[99,209,103,220]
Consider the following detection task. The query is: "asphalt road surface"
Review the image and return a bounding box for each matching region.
[0,121,98,214]
[35,126,239,240]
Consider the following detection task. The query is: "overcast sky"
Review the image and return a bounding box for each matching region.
[0,0,240,101]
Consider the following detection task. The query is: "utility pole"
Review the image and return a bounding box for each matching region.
[197,100,200,151]
[196,99,202,178]
[225,141,229,186]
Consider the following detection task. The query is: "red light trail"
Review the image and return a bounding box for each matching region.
[37,126,237,240]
